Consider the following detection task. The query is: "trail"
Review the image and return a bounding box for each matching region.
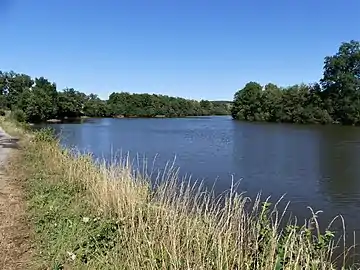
[0,127,31,269]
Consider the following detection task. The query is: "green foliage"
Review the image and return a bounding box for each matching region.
[255,203,337,270]
[0,108,5,116]
[24,150,115,268]
[57,88,86,118]
[0,71,33,108]
[34,127,56,143]
[209,100,232,115]
[20,87,57,123]
[83,94,109,117]
[0,71,230,123]
[232,40,360,126]
[321,40,360,125]
[10,109,27,122]
[74,218,120,264]
[231,81,263,121]
[232,82,334,124]
[107,92,230,118]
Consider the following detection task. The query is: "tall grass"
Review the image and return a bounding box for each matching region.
[0,115,30,138]
[12,127,357,269]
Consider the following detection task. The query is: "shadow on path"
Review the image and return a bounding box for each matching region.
[0,135,20,150]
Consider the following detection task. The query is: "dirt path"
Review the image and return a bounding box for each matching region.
[0,127,32,269]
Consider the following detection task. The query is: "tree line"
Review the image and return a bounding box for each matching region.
[0,71,230,123]
[231,40,360,125]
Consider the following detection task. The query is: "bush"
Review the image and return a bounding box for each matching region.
[11,109,27,123]
[34,127,56,143]
[0,109,6,116]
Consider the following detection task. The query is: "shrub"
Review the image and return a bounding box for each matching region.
[34,127,56,143]
[11,109,27,123]
[0,109,6,116]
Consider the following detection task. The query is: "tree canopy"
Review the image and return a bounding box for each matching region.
[0,71,230,123]
[232,40,360,125]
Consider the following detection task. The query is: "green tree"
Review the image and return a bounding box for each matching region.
[57,88,86,118]
[108,92,131,116]
[230,41,360,125]
[261,83,282,122]
[84,94,109,117]
[302,83,333,124]
[209,101,231,115]
[321,40,360,125]
[107,92,223,118]
[200,100,213,115]
[17,77,58,122]
[231,82,263,121]
[0,71,33,108]
[232,82,333,124]
[280,84,309,123]
[18,88,56,123]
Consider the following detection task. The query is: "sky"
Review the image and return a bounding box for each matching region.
[1,0,360,101]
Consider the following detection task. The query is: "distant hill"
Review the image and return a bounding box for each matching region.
[210,100,233,105]
[207,100,232,115]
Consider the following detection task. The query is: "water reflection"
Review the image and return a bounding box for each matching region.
[231,122,322,203]
[318,125,360,205]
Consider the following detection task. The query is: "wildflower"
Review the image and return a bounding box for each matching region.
[67,251,76,261]
[82,216,90,223]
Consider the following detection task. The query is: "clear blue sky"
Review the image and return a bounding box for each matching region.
[1,0,359,100]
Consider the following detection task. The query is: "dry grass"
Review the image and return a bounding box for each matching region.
[0,116,31,139]
[10,125,358,269]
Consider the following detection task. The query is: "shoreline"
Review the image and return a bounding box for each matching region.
[35,114,231,125]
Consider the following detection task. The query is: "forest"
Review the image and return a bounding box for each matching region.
[231,40,360,125]
[0,72,230,123]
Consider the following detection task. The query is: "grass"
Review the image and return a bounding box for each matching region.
[3,119,358,269]
[0,116,30,138]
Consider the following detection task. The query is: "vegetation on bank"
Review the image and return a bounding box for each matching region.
[232,40,360,125]
[0,73,230,123]
[2,119,355,269]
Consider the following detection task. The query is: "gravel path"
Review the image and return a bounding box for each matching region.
[0,127,31,269]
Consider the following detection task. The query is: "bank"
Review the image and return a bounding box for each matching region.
[0,117,356,269]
